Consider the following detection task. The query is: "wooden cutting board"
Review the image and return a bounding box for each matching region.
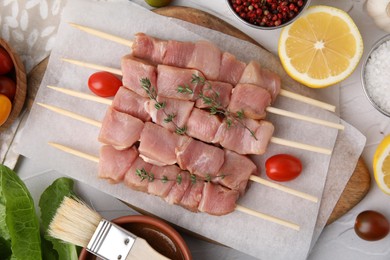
[27,6,370,225]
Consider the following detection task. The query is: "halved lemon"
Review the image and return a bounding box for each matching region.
[278,5,363,88]
[373,135,390,195]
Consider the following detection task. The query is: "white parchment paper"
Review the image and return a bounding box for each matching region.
[16,1,362,259]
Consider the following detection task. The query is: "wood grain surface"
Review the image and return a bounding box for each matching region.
[27,6,370,225]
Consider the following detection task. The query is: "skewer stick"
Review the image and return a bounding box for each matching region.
[40,99,318,202]
[271,137,331,155]
[48,142,100,163]
[58,58,345,131]
[68,22,336,112]
[37,102,102,127]
[234,205,299,230]
[49,85,343,130]
[47,142,300,231]
[37,102,331,156]
[47,86,112,105]
[249,176,318,203]
[69,22,134,47]
[279,90,335,112]
[61,58,122,76]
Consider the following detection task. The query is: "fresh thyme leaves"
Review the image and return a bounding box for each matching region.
[164,113,176,123]
[177,84,194,94]
[190,174,197,184]
[136,168,154,182]
[140,78,187,135]
[154,102,166,110]
[140,75,257,140]
[236,110,245,119]
[183,75,258,140]
[141,78,166,110]
[135,168,225,184]
[175,126,187,135]
[176,174,182,185]
[191,74,205,85]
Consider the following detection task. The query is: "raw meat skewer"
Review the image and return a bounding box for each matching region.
[37,102,332,155]
[58,59,344,130]
[68,22,336,112]
[47,141,301,231]
[36,102,319,202]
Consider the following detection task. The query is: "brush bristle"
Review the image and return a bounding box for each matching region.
[48,196,102,247]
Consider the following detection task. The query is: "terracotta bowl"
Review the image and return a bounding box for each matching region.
[0,38,27,130]
[79,215,192,260]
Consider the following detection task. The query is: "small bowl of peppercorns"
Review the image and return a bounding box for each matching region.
[227,0,311,29]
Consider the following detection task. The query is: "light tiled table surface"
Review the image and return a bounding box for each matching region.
[2,0,390,259]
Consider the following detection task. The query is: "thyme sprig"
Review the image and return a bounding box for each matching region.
[140,78,187,135]
[190,75,257,140]
[135,168,225,184]
[177,84,194,94]
[140,75,257,140]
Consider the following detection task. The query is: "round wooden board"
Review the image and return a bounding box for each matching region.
[27,6,370,225]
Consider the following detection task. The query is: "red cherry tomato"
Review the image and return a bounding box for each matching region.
[354,210,389,241]
[0,94,12,126]
[0,75,16,101]
[265,154,302,182]
[88,71,122,97]
[0,48,14,75]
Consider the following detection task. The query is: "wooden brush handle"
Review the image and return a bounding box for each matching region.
[127,237,170,260]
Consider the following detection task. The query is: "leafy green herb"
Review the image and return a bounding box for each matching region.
[176,174,182,185]
[141,75,256,139]
[191,74,205,85]
[0,165,42,260]
[177,84,194,94]
[0,165,79,260]
[163,113,176,123]
[140,78,187,135]
[189,75,258,140]
[175,126,187,135]
[190,174,197,184]
[39,177,78,260]
[161,176,169,183]
[135,168,225,185]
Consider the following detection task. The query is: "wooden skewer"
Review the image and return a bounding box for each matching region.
[47,86,112,105]
[37,102,102,127]
[49,85,344,130]
[58,59,344,131]
[40,94,319,203]
[68,22,336,112]
[61,58,122,76]
[249,176,318,203]
[69,22,134,47]
[47,141,300,231]
[37,101,331,155]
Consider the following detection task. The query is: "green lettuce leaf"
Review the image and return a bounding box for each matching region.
[0,236,12,260]
[0,165,42,260]
[39,177,78,260]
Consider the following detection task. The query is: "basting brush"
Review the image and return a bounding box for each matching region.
[48,196,170,260]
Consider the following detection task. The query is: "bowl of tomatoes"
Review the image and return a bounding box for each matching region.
[0,38,27,130]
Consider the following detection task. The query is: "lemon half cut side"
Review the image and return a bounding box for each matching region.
[278,5,364,88]
[374,135,390,195]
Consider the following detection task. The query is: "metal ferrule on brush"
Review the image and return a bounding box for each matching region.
[87,219,136,260]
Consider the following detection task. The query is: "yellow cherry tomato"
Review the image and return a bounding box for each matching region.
[0,94,12,126]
